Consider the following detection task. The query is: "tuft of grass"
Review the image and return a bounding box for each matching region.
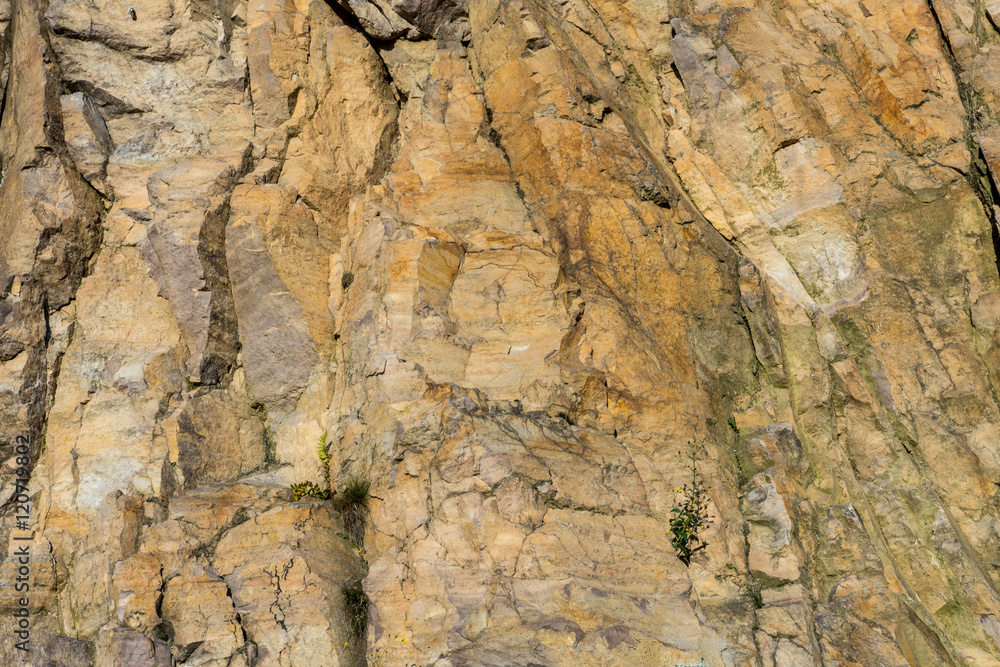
[335,476,371,548]
[668,443,713,566]
[749,580,764,609]
[341,272,354,290]
[343,595,408,667]
[343,583,369,639]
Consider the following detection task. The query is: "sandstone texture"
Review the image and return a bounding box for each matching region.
[3,0,1000,665]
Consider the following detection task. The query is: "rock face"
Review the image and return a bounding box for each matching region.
[3,0,1000,664]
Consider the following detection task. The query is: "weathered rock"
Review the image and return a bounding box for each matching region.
[225,187,320,414]
[112,553,162,633]
[161,563,246,666]
[95,625,170,667]
[162,384,267,490]
[143,153,248,384]
[60,92,114,196]
[13,631,95,666]
[212,503,364,667]
[333,0,418,41]
[5,0,1000,664]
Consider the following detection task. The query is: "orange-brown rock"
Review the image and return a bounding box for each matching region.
[4,0,1000,664]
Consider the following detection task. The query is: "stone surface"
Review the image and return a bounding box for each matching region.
[60,92,114,197]
[3,0,1000,664]
[161,563,245,666]
[112,553,163,633]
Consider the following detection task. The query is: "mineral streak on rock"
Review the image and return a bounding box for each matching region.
[3,0,1000,664]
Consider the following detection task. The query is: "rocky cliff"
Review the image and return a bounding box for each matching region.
[3,0,1000,664]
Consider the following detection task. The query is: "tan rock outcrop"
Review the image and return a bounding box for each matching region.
[5,0,1000,664]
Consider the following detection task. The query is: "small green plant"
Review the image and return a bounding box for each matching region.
[290,432,334,501]
[669,444,713,566]
[317,431,331,483]
[335,475,371,548]
[341,271,354,290]
[290,480,332,501]
[727,416,739,434]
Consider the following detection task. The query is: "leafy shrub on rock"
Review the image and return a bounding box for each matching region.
[669,443,713,565]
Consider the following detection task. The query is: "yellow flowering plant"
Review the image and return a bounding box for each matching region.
[668,443,713,566]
